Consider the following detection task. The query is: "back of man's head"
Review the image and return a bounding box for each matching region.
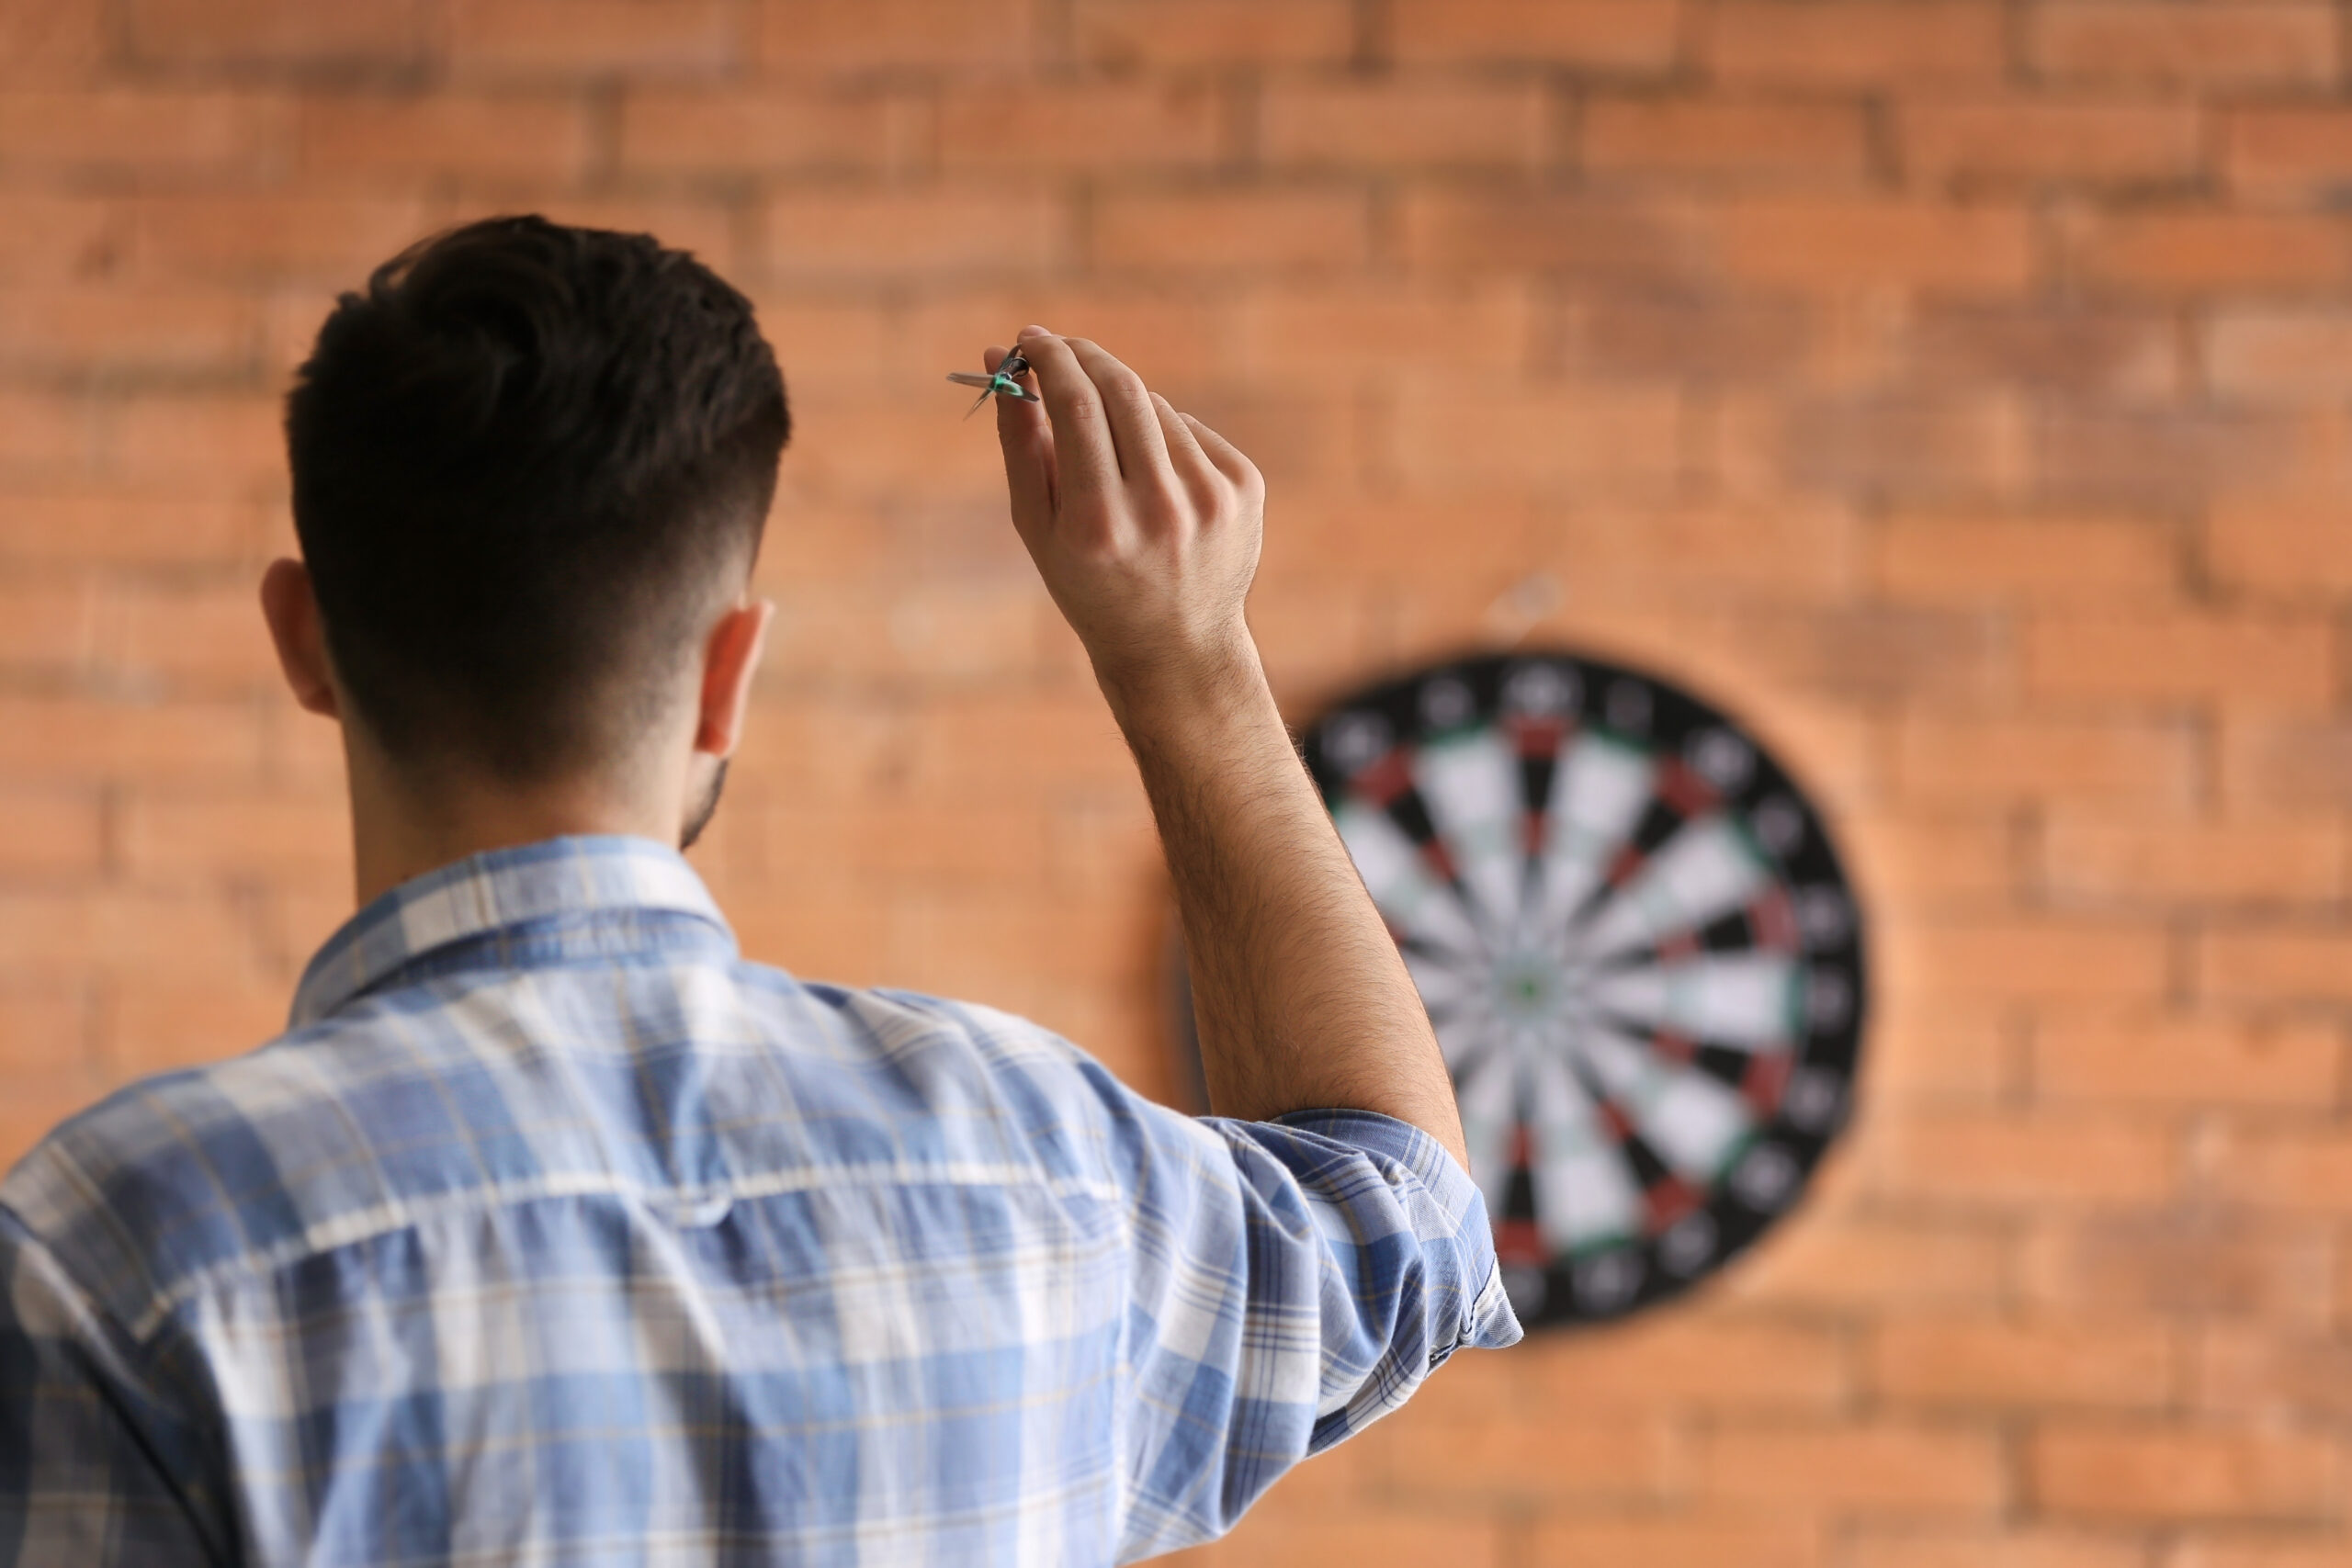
[285,215,789,784]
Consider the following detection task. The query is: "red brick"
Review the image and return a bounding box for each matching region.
[1721,604,2007,704]
[106,980,295,1075]
[620,89,908,176]
[2168,1540,2352,1568]
[2021,1214,2335,1324]
[0,193,122,285]
[2031,3,2337,88]
[0,492,262,568]
[2070,210,2352,295]
[0,91,292,175]
[1717,200,2037,295]
[2211,501,2352,600]
[1383,1412,1679,1502]
[1883,915,2172,1002]
[1870,997,2015,1103]
[2030,405,2302,510]
[1903,99,2203,187]
[1391,0,1682,69]
[1874,1107,2176,1206]
[1844,811,2018,905]
[2037,1011,2339,1108]
[2200,1326,2352,1421]
[449,0,740,76]
[761,191,1069,277]
[1909,305,2180,399]
[2033,1425,2339,1524]
[1876,514,2179,604]
[298,95,591,182]
[1844,1530,2150,1568]
[1895,714,2195,808]
[1530,1515,1819,1568]
[0,389,97,478]
[1525,1315,1852,1413]
[120,792,347,884]
[2045,818,2343,907]
[1555,289,1815,380]
[1390,384,1682,491]
[2211,309,2352,401]
[101,394,286,496]
[1586,96,1871,182]
[2202,928,2352,1005]
[1209,1507,1507,1568]
[754,0,1032,72]
[0,579,99,676]
[1233,285,1529,381]
[0,890,267,987]
[1075,0,1353,65]
[2222,718,2352,810]
[1404,189,1706,277]
[1730,1216,2011,1310]
[1261,81,1547,169]
[130,193,431,285]
[0,0,106,85]
[2230,108,2352,202]
[126,0,431,69]
[2024,610,2335,710]
[940,82,1222,174]
[0,789,103,879]
[1093,190,1368,273]
[1532,499,1862,597]
[1709,0,2007,85]
[2211,1128,2352,1224]
[0,989,94,1078]
[0,288,257,377]
[1702,1421,2007,1516]
[0,695,266,785]
[1871,1316,2177,1410]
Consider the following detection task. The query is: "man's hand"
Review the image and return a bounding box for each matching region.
[981,328,1472,1173]
[986,329,1263,717]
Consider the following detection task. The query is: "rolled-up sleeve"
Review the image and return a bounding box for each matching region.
[1108,1094,1522,1561]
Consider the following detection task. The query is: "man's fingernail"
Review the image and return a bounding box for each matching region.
[1019,324,1050,339]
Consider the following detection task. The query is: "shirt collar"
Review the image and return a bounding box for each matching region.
[288,835,732,1029]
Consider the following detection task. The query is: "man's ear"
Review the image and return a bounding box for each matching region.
[259,558,341,719]
[694,598,774,759]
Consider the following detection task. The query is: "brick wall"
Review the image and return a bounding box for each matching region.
[5,0,2352,1562]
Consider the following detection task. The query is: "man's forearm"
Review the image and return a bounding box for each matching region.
[1110,640,1470,1171]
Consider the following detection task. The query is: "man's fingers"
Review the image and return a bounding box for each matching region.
[1060,336,1172,485]
[1011,330,1118,505]
[1181,412,1260,495]
[1152,393,1223,513]
[987,344,1057,544]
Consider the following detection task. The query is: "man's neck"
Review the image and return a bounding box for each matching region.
[345,750,684,908]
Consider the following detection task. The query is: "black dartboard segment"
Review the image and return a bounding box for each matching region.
[1298,651,1867,1329]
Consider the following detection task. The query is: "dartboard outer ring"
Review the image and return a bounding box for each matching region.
[1295,649,1868,1331]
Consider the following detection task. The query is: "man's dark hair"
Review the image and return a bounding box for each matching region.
[286,215,788,782]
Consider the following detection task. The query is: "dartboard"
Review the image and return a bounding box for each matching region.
[1294,650,1867,1329]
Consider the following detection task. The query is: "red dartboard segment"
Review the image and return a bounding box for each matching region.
[1297,650,1869,1330]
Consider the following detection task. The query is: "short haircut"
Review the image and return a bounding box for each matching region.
[285,215,789,783]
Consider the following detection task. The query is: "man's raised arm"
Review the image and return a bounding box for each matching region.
[989,327,1468,1171]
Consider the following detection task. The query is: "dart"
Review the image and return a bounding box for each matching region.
[945,346,1043,418]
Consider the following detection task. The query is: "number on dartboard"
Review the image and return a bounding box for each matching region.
[1300,651,1869,1329]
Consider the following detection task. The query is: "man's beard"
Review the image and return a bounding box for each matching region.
[680,759,729,851]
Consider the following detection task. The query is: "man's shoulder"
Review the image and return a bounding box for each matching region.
[0,964,1162,1336]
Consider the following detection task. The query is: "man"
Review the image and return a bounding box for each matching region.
[0,216,1518,1567]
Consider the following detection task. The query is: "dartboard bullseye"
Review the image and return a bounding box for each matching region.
[1187,650,1869,1330]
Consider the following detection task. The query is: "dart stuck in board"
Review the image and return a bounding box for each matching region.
[945,345,1043,418]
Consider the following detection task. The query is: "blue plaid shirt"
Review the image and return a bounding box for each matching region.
[0,836,1517,1566]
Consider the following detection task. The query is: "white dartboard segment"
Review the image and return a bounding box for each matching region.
[1295,650,1870,1330]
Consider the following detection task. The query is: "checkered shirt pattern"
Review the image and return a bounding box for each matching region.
[0,836,1519,1567]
